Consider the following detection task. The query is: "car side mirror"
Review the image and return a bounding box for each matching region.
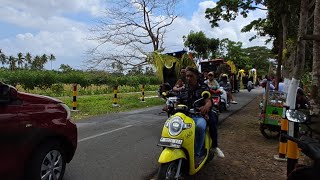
[0,84,17,104]
[285,109,307,123]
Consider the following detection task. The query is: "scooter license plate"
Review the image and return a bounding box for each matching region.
[158,137,183,148]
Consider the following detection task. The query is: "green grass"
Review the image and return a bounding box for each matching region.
[57,91,164,121]
[16,84,159,97]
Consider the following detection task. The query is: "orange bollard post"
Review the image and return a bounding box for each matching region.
[141,84,145,102]
[286,121,300,176]
[274,106,289,161]
[112,85,119,107]
[72,84,78,111]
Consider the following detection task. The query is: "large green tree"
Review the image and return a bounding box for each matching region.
[205,0,301,84]
[242,46,274,75]
[183,31,220,59]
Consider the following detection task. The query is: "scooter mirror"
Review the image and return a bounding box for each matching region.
[162,92,167,97]
[201,91,211,99]
[286,109,307,123]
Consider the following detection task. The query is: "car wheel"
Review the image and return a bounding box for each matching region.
[26,141,66,180]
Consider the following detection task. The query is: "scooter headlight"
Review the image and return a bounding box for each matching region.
[168,117,183,136]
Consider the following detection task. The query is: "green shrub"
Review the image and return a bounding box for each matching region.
[51,83,64,96]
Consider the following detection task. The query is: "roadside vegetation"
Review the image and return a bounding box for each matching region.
[58,91,163,121]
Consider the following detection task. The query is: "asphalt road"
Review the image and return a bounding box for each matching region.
[64,88,264,180]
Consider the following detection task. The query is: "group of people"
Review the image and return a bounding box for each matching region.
[260,76,310,111]
[173,69,238,104]
[166,67,243,165]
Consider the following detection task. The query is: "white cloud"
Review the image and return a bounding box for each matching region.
[0,0,271,70]
[0,29,98,69]
[164,1,271,52]
[0,0,106,18]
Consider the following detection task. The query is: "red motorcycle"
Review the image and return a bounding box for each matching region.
[210,89,223,112]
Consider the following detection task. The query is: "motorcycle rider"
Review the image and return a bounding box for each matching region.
[178,66,212,165]
[180,67,226,165]
[204,72,225,158]
[204,71,219,90]
[219,74,238,104]
[173,68,186,92]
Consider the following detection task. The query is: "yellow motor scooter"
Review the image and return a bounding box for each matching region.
[157,91,215,179]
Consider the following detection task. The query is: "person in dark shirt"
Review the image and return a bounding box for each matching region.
[179,67,224,163]
[178,67,210,163]
[296,88,309,110]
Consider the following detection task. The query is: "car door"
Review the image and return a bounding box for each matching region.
[0,101,22,177]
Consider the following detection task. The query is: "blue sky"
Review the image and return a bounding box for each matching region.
[0,0,268,70]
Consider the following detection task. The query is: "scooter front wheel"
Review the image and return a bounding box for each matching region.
[157,160,180,180]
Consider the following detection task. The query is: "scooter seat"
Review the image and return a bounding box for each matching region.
[299,135,320,160]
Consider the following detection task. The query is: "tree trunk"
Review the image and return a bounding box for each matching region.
[293,0,309,79]
[311,0,320,115]
[280,0,289,79]
[276,27,283,89]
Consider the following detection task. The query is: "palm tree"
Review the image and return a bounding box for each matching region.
[0,50,7,68]
[8,56,17,71]
[40,54,48,70]
[31,55,41,70]
[25,52,32,69]
[49,54,56,70]
[17,52,24,69]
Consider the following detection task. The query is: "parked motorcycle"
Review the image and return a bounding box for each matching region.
[282,109,320,180]
[219,87,230,112]
[156,91,215,179]
[210,88,222,113]
[247,80,253,92]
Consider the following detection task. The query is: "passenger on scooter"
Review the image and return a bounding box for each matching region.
[203,72,225,158]
[204,71,219,90]
[219,74,238,104]
[173,68,186,92]
[179,66,212,164]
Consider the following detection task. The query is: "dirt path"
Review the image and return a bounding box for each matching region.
[189,97,288,180]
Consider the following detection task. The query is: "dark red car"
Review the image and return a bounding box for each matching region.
[0,83,77,180]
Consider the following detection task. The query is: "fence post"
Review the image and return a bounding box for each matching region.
[274,106,289,161]
[112,85,119,107]
[286,121,300,176]
[141,84,145,102]
[71,84,79,111]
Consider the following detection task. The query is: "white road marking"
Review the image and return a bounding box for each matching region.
[78,125,133,143]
